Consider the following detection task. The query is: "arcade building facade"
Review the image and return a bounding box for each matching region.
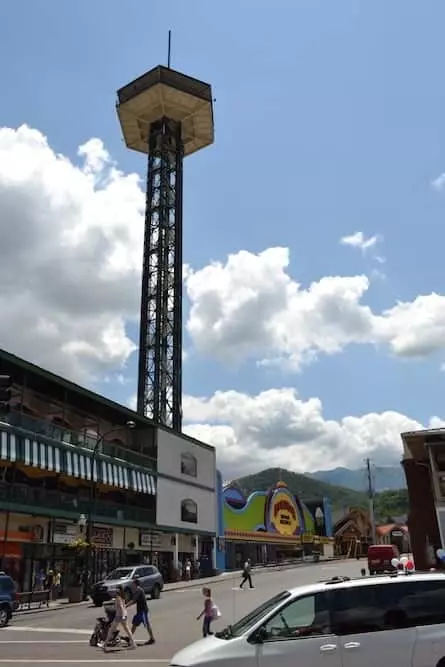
[216,480,334,569]
[0,348,218,592]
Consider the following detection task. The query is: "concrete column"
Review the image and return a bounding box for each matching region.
[402,458,441,570]
[173,533,179,569]
[194,535,199,561]
[212,537,217,570]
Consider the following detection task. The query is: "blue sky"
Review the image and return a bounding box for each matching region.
[2,1,445,474]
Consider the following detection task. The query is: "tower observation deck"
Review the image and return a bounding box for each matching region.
[116,65,214,431]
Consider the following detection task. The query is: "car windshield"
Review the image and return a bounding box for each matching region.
[105,568,134,581]
[217,591,291,639]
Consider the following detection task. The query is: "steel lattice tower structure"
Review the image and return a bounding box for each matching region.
[116,66,214,431]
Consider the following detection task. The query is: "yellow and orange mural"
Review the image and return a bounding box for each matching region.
[223,480,333,546]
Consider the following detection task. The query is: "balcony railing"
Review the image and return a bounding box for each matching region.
[0,482,155,526]
[4,412,155,470]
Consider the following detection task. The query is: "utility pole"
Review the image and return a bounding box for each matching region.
[366,458,377,544]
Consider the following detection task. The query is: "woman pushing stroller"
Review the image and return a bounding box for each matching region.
[102,586,137,652]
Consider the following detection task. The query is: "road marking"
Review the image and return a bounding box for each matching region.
[6,627,91,635]
[0,641,86,644]
[0,661,169,664]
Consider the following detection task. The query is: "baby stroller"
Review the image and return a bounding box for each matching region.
[89,605,131,647]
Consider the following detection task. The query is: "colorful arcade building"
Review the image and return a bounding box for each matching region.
[220,480,334,569]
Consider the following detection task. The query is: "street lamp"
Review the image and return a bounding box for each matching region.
[84,420,136,599]
[78,514,87,532]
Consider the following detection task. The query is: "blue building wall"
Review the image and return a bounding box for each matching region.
[215,469,225,571]
[323,496,333,537]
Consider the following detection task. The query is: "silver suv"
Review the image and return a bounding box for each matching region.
[91,565,163,607]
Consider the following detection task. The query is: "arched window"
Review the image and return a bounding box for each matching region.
[181,499,198,524]
[181,452,197,477]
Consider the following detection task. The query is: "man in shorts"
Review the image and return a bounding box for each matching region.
[126,578,155,645]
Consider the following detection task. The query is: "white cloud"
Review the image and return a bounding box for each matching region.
[0,125,145,382]
[432,173,445,192]
[128,394,137,411]
[2,123,445,388]
[185,247,374,370]
[183,388,438,477]
[185,247,445,368]
[340,231,381,252]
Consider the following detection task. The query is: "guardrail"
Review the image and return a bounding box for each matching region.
[253,554,321,569]
[16,589,51,610]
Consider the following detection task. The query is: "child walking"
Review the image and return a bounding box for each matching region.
[103,586,136,652]
[197,587,218,637]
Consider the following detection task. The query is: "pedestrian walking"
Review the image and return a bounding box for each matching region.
[126,578,155,645]
[54,571,61,599]
[102,585,136,652]
[240,558,254,589]
[197,587,220,637]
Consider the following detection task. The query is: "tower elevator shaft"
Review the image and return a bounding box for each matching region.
[136,117,183,431]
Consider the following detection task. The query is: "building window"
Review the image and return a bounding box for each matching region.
[181,452,197,478]
[181,499,198,524]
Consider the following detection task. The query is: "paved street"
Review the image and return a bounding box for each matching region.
[0,559,363,665]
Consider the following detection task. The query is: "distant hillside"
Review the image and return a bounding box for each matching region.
[233,467,409,519]
[307,465,406,492]
[234,467,368,512]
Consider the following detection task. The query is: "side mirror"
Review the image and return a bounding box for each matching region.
[250,627,268,644]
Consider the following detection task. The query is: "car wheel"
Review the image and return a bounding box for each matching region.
[151,584,161,600]
[369,570,374,576]
[0,606,10,628]
[93,599,102,607]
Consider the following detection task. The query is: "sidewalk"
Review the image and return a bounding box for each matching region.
[14,557,334,616]
[164,556,332,591]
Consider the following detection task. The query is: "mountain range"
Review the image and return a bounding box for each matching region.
[307,465,406,492]
[233,467,408,519]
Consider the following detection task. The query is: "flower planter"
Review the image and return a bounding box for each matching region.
[67,586,83,604]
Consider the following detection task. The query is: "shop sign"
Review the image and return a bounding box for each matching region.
[92,526,113,548]
[0,525,45,543]
[139,531,162,549]
[391,530,404,538]
[53,522,77,545]
[268,488,300,536]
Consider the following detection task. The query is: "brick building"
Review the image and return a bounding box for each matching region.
[401,428,444,570]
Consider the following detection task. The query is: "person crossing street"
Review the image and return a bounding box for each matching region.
[126,578,156,645]
[240,558,254,589]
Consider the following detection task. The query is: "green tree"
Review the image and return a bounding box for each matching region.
[374,489,408,521]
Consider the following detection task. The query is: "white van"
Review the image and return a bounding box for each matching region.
[170,572,445,667]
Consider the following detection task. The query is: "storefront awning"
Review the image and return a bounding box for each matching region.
[0,427,156,495]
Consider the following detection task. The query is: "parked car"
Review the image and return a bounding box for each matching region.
[0,573,16,628]
[367,544,400,575]
[170,571,445,667]
[90,565,163,607]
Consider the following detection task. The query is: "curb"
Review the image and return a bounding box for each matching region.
[14,600,89,617]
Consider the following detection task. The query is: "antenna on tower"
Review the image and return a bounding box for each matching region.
[167,30,172,69]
